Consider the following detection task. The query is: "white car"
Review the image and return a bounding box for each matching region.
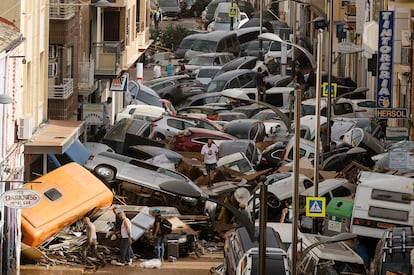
[351,99,377,118]
[264,40,293,60]
[195,66,223,85]
[115,104,166,122]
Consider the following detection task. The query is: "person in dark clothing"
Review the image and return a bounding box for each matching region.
[255,67,266,102]
[151,208,165,260]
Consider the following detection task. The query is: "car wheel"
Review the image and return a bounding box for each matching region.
[155,133,166,141]
[94,165,116,181]
[267,193,281,208]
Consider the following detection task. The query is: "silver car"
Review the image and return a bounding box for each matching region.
[84,151,207,204]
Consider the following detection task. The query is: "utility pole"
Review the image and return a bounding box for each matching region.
[230,0,234,31]
[326,0,334,151]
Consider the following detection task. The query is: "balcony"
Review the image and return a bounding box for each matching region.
[49,0,78,20]
[78,59,97,95]
[92,41,122,77]
[48,78,74,99]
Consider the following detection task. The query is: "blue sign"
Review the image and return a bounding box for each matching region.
[305,197,326,217]
[377,11,394,109]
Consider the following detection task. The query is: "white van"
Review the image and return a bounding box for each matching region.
[224,226,290,275]
[290,232,367,275]
[351,171,414,239]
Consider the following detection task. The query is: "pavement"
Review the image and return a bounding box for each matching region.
[21,253,223,274]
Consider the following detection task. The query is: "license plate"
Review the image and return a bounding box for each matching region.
[328,220,342,232]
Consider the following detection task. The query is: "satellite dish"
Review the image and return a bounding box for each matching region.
[234,187,250,205]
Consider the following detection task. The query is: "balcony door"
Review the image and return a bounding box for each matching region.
[104,10,120,41]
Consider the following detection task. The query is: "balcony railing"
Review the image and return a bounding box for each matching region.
[92,41,121,76]
[48,78,74,99]
[49,0,78,20]
[78,59,95,89]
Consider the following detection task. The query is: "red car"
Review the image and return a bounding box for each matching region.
[171,127,236,152]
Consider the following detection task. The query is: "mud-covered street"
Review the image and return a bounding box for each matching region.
[21,253,223,275]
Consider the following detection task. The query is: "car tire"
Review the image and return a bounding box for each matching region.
[267,193,281,209]
[94,165,116,181]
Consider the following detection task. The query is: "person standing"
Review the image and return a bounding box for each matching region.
[117,211,133,266]
[151,208,165,260]
[255,67,266,102]
[102,97,112,129]
[154,5,162,30]
[153,61,162,79]
[176,60,187,75]
[165,59,175,76]
[82,217,105,266]
[201,139,219,186]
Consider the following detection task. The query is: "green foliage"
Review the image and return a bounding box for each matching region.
[150,23,193,51]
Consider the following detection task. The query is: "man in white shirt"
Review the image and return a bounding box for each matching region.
[117,211,133,265]
[153,61,162,79]
[201,139,219,185]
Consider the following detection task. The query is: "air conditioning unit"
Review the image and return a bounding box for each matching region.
[48,45,58,59]
[18,116,33,140]
[48,63,58,77]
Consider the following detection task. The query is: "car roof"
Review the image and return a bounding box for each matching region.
[211,69,254,80]
[300,178,352,196]
[145,74,192,85]
[194,52,235,57]
[221,56,258,72]
[198,30,237,41]
[182,127,236,138]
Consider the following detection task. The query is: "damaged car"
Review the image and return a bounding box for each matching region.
[84,151,207,214]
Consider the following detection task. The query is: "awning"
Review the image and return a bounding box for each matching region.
[362,21,378,58]
[24,120,86,155]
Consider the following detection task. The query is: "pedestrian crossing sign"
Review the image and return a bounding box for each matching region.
[322,82,337,97]
[305,197,326,217]
[228,5,239,17]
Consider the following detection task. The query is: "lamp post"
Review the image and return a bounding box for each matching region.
[259,32,321,275]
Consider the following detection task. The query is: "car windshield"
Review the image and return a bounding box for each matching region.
[180,38,196,49]
[301,104,316,116]
[159,0,178,7]
[206,80,227,93]
[191,40,216,52]
[269,41,292,51]
[198,68,221,78]
[215,12,231,23]
[252,111,279,120]
[188,56,215,66]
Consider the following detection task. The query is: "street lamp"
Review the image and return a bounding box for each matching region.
[258,33,317,71]
[259,31,322,275]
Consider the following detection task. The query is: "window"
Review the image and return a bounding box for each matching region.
[369,206,409,222]
[44,188,62,201]
[228,78,239,88]
[334,103,353,115]
[303,180,314,189]
[371,189,410,204]
[238,73,254,86]
[167,119,184,129]
[226,38,232,48]
[331,186,352,197]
